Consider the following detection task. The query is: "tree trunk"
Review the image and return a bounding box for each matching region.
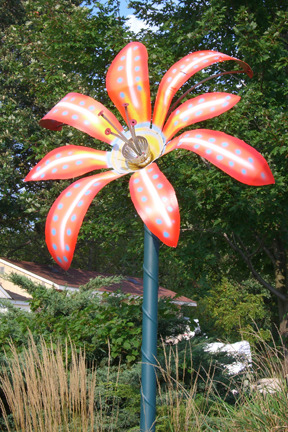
[88,241,95,271]
[273,236,288,376]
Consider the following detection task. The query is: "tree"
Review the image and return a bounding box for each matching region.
[197,277,272,343]
[129,0,288,367]
[0,0,133,268]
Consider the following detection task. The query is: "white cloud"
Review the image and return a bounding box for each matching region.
[126,14,158,34]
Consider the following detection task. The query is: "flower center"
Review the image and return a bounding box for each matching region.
[99,104,154,169]
[122,135,153,168]
[108,125,164,174]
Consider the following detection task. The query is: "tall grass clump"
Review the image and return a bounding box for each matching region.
[156,341,202,432]
[155,339,236,431]
[222,331,288,432]
[156,331,288,432]
[0,336,121,432]
[1,330,288,431]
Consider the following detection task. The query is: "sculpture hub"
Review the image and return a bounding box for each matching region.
[122,136,153,169]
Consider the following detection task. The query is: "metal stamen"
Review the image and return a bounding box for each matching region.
[98,110,130,144]
[123,103,131,129]
[101,108,152,169]
[166,70,244,118]
[123,104,142,155]
[129,119,142,154]
[105,128,127,143]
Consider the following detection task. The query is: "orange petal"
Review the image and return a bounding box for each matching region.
[25,145,110,181]
[39,93,124,145]
[165,129,274,186]
[153,50,253,131]
[106,42,151,127]
[45,171,125,270]
[130,164,180,247]
[162,93,240,141]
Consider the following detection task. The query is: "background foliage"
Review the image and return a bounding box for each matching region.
[0,0,287,358]
[0,273,192,364]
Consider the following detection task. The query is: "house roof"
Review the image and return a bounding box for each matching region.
[0,280,31,304]
[0,258,196,306]
[4,289,30,302]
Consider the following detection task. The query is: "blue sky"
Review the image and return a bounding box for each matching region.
[82,1,151,33]
[118,0,134,16]
[101,0,152,33]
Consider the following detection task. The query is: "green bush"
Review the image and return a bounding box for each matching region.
[197,277,272,344]
[0,272,190,364]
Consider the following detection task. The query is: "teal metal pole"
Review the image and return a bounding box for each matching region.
[140,224,160,432]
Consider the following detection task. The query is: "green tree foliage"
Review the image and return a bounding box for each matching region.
[197,277,272,344]
[0,0,133,270]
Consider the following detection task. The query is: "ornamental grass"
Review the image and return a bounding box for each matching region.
[0,331,288,431]
[0,337,119,432]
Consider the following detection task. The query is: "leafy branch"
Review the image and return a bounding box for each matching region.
[223,232,287,302]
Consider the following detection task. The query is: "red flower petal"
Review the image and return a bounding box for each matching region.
[130,164,180,247]
[162,93,240,141]
[39,93,124,145]
[106,42,151,127]
[164,129,274,186]
[25,146,110,181]
[153,50,252,131]
[46,171,124,270]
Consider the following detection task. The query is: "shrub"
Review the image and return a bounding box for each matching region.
[0,273,189,364]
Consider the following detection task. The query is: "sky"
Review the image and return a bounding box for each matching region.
[118,0,134,16]
[81,0,157,33]
[119,0,158,33]
[94,0,151,33]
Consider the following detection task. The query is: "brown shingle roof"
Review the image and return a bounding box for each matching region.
[4,289,30,302]
[0,258,196,305]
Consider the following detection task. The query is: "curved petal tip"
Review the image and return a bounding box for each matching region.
[130,164,180,247]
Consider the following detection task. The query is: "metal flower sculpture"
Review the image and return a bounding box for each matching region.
[25,42,274,432]
[25,42,274,270]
